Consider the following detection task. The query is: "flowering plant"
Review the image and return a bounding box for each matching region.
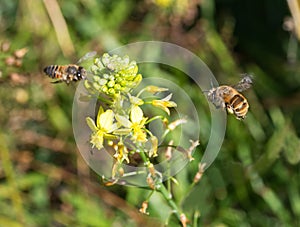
[84,53,199,226]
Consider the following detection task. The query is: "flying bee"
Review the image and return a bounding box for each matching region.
[43,51,96,84]
[207,74,253,120]
[43,64,87,84]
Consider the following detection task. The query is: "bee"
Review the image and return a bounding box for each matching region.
[207,75,253,120]
[43,51,96,84]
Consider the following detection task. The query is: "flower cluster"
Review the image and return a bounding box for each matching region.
[84,53,142,96]
[86,105,151,153]
[85,53,188,176]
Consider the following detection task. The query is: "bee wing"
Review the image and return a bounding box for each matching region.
[77,51,97,64]
[233,74,253,92]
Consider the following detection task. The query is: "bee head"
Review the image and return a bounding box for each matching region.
[203,78,217,95]
[206,87,217,102]
[240,74,253,85]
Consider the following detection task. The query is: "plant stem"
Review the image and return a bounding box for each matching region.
[157,182,182,221]
[138,149,149,165]
[138,148,183,223]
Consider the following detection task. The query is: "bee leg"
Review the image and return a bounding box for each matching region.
[225,103,234,115]
[214,104,221,109]
[212,100,224,109]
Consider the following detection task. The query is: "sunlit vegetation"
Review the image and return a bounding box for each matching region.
[0,0,300,226]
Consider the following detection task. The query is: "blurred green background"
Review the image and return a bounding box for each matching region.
[1,0,300,226]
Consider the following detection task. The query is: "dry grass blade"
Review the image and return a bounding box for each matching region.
[287,0,300,40]
[43,0,75,57]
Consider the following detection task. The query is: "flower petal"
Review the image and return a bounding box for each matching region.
[115,114,132,128]
[145,86,168,94]
[130,105,144,123]
[107,123,119,133]
[86,117,98,132]
[129,94,144,105]
[96,106,104,127]
[162,93,172,101]
[113,128,132,135]
[152,100,170,115]
[100,109,114,131]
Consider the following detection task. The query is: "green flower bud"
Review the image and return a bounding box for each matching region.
[114,84,121,91]
[107,80,115,88]
[99,79,107,86]
[120,80,128,87]
[108,88,115,95]
[91,65,99,73]
[84,80,92,89]
[133,74,142,86]
[93,75,100,82]
[94,58,103,68]
[93,82,101,90]
[85,53,143,97]
[102,86,108,93]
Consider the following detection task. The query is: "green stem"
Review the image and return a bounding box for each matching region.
[157,182,182,221]
[97,94,113,105]
[166,169,171,193]
[138,148,182,223]
[145,190,155,201]
[138,149,149,165]
[145,115,164,125]
[136,87,146,97]
[193,210,200,227]
[161,129,170,141]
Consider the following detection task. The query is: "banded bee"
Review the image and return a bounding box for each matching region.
[43,51,96,84]
[207,75,253,120]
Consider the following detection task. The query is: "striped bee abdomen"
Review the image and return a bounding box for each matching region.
[43,65,61,79]
[228,94,249,119]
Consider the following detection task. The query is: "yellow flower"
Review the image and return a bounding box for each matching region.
[115,105,148,143]
[113,141,130,164]
[151,94,177,115]
[86,108,118,150]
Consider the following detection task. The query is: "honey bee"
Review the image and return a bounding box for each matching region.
[43,51,96,84]
[207,75,253,120]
